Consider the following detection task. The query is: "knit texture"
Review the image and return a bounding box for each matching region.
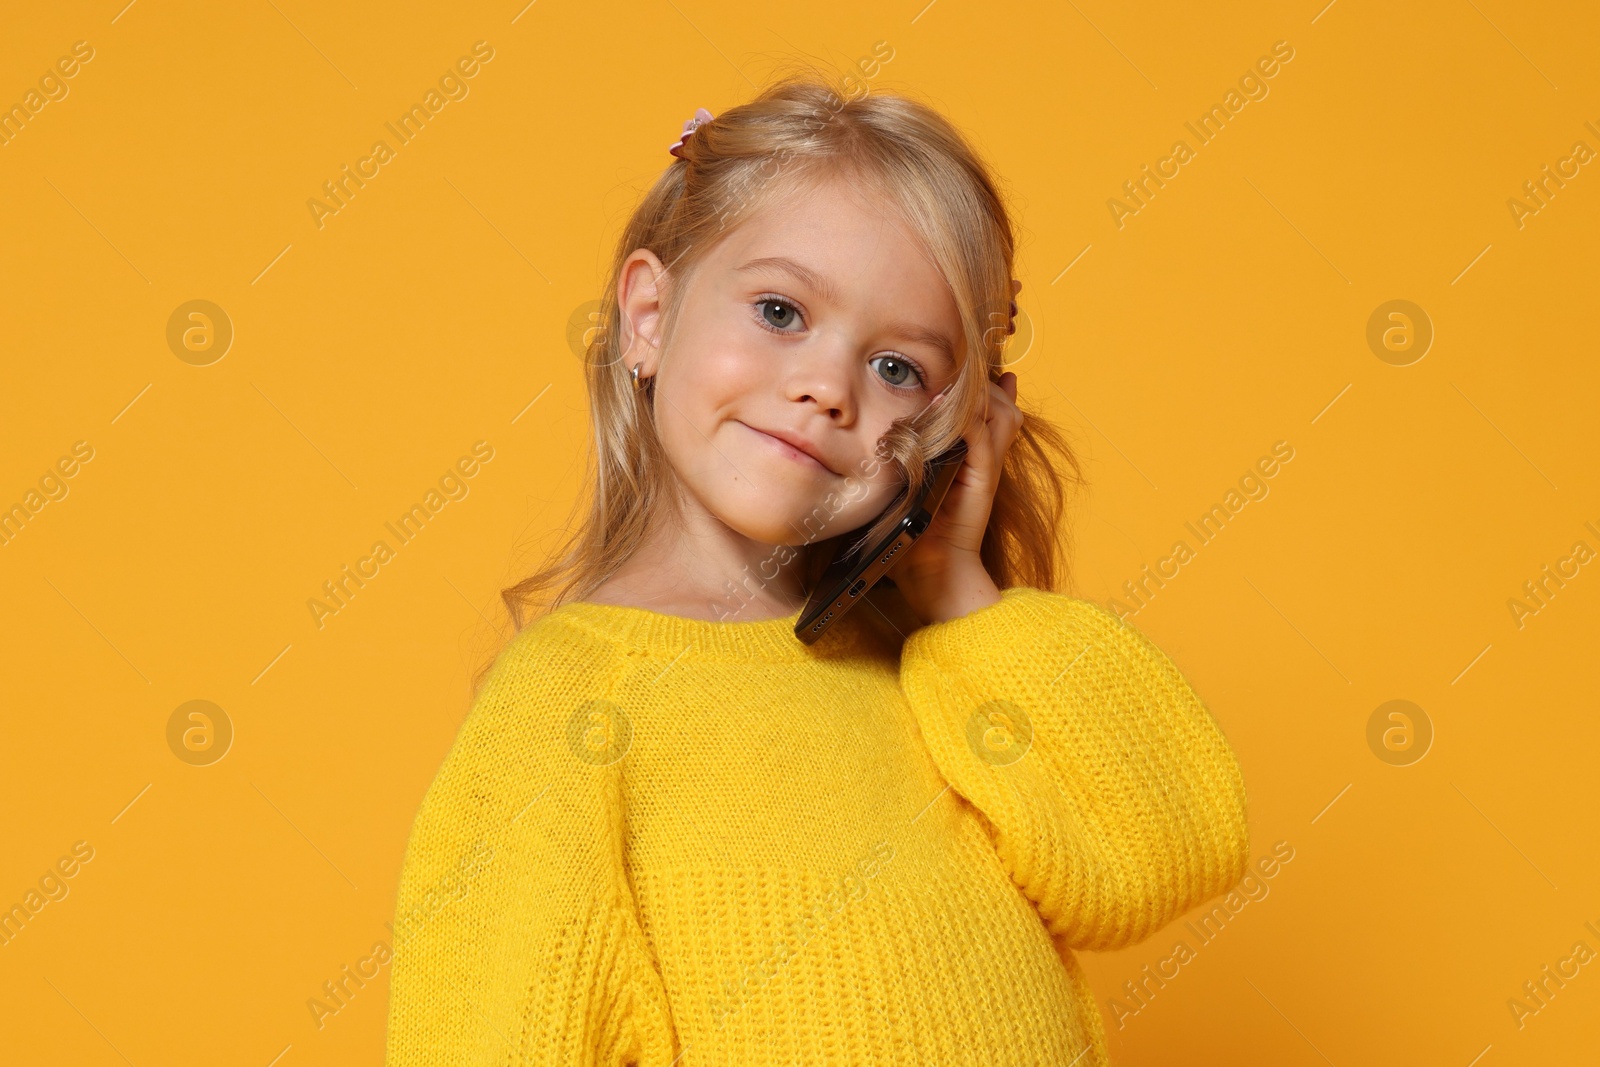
[384,586,1250,1066]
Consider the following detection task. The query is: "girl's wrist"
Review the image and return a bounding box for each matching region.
[896,556,1002,626]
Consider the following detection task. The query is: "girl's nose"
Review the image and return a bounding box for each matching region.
[783,347,855,419]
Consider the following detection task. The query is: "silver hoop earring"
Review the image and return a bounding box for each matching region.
[632,363,653,392]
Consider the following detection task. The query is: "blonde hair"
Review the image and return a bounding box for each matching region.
[496,69,1084,654]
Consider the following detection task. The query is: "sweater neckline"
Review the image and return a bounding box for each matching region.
[551,597,860,663]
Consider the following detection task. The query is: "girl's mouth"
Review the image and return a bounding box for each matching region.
[739,422,834,475]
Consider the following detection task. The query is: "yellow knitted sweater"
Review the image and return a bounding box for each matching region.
[384,586,1250,1066]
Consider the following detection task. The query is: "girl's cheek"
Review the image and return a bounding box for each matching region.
[701,331,767,377]
[839,475,872,503]
[843,476,902,521]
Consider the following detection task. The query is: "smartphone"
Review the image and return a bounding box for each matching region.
[794,437,970,644]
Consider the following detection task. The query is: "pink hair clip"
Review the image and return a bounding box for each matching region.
[669,107,715,158]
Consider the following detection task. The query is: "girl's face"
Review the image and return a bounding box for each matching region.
[619,172,966,549]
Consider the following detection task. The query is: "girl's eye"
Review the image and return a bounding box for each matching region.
[755,298,804,332]
[870,355,924,391]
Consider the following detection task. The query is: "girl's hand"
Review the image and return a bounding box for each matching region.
[893,371,1023,626]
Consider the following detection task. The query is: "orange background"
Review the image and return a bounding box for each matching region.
[2,1,1596,1064]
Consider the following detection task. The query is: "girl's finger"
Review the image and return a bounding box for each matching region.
[985,375,1022,456]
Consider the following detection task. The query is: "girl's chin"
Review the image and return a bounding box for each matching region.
[712,506,854,547]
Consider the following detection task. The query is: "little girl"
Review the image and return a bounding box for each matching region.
[385,73,1250,1067]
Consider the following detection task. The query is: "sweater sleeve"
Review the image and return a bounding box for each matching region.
[385,625,680,1067]
[899,586,1251,952]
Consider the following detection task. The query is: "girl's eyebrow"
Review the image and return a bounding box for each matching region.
[882,318,956,365]
[733,255,957,365]
[734,256,839,302]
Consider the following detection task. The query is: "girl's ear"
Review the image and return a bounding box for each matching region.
[617,248,669,374]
